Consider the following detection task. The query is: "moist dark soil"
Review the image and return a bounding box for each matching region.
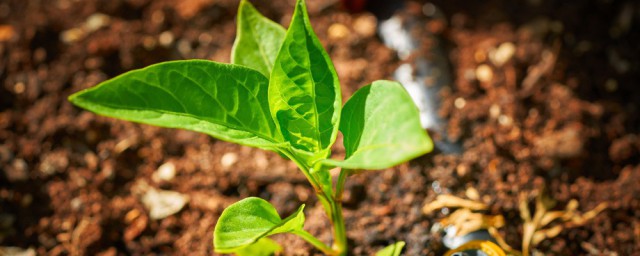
[1,0,639,255]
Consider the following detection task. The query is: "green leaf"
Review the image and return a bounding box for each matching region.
[232,0,286,78]
[69,60,285,150]
[213,197,306,253]
[269,0,341,157]
[375,241,406,256]
[323,80,433,170]
[235,238,282,256]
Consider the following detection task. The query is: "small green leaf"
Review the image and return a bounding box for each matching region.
[375,241,406,256]
[235,237,282,256]
[69,60,285,150]
[232,0,286,78]
[269,0,341,157]
[213,197,306,253]
[323,80,433,170]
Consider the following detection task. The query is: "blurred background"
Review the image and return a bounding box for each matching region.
[1,0,638,255]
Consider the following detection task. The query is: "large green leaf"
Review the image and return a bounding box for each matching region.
[375,241,406,256]
[235,238,282,256]
[69,60,285,149]
[268,0,341,158]
[323,80,433,170]
[232,0,286,78]
[213,197,306,253]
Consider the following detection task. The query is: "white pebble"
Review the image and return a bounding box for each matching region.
[221,153,238,168]
[490,42,516,67]
[153,162,176,182]
[490,104,501,118]
[158,31,174,47]
[84,13,110,32]
[142,187,189,220]
[475,64,493,83]
[454,97,466,109]
[498,115,513,126]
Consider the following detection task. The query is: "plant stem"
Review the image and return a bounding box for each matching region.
[293,230,337,255]
[329,200,347,255]
[330,169,351,255]
[335,169,350,200]
[281,150,324,196]
[282,150,340,253]
[283,149,351,255]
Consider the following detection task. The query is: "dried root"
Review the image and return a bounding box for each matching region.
[423,186,608,256]
[520,190,608,256]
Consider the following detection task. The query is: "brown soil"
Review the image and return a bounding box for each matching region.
[1,0,638,255]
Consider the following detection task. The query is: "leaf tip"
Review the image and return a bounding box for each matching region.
[67,90,87,107]
[238,0,252,12]
[67,92,78,103]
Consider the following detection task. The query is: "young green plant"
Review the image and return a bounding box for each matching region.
[68,0,433,255]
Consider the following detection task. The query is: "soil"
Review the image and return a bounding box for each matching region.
[1,0,639,255]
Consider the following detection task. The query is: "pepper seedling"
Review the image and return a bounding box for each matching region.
[68,0,433,255]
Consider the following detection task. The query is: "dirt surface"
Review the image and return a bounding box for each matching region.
[1,0,639,255]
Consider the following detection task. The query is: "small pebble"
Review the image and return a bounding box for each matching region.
[463,69,476,81]
[498,115,512,126]
[490,42,516,67]
[60,28,86,43]
[456,164,469,177]
[13,82,25,94]
[158,31,174,47]
[151,10,165,25]
[153,162,176,182]
[328,23,349,40]
[475,64,493,83]
[84,13,110,32]
[6,159,28,182]
[142,36,157,50]
[141,187,189,220]
[70,197,82,210]
[177,39,192,55]
[353,15,377,37]
[489,104,501,118]
[454,97,466,109]
[220,153,238,168]
[474,50,486,63]
[465,187,480,201]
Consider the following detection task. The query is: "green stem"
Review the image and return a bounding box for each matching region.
[329,201,347,255]
[293,230,337,255]
[281,150,338,253]
[330,169,351,255]
[335,169,350,200]
[281,150,324,196]
[282,149,352,255]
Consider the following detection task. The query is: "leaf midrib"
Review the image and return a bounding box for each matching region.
[248,15,274,73]
[302,20,322,151]
[79,100,284,146]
